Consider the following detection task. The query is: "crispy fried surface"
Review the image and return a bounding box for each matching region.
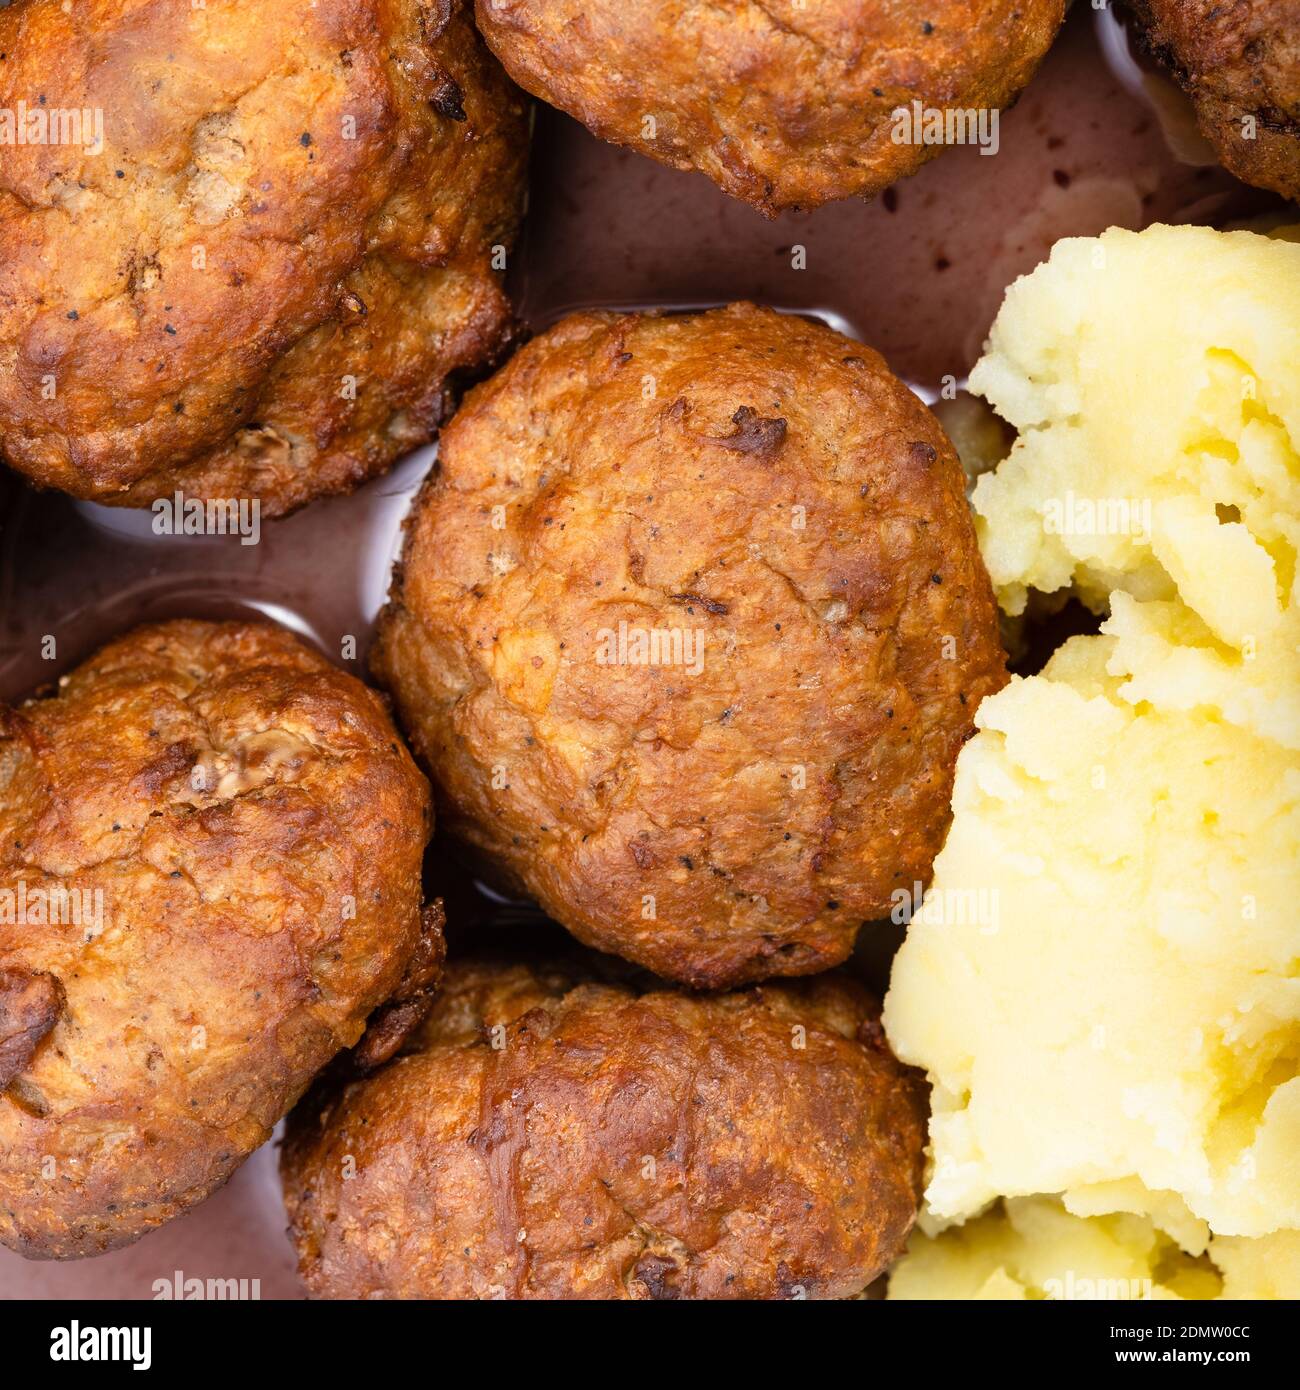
[1131,0,1300,200]
[282,955,928,1299]
[475,0,1064,214]
[0,0,528,516]
[0,620,435,1258]
[373,304,1006,988]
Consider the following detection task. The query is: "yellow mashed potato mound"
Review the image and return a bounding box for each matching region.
[883,224,1300,1287]
[969,225,1300,656]
[889,1197,1300,1301]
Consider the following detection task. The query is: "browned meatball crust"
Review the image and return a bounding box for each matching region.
[0,620,438,1259]
[475,0,1065,214]
[0,0,527,516]
[373,304,1007,988]
[1131,0,1300,200]
[282,956,928,1299]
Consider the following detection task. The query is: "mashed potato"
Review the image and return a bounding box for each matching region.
[969,224,1300,656]
[882,223,1300,1277]
[888,1198,1300,1301]
[884,625,1300,1239]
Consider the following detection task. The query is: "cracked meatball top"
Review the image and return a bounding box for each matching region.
[0,620,436,1259]
[373,304,1007,989]
[0,0,527,516]
[282,955,928,1299]
[1131,0,1300,201]
[475,0,1065,214]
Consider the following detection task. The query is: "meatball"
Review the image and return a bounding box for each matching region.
[282,955,928,1299]
[373,304,1006,988]
[474,0,1065,214]
[1130,0,1300,200]
[0,0,527,517]
[0,620,439,1259]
